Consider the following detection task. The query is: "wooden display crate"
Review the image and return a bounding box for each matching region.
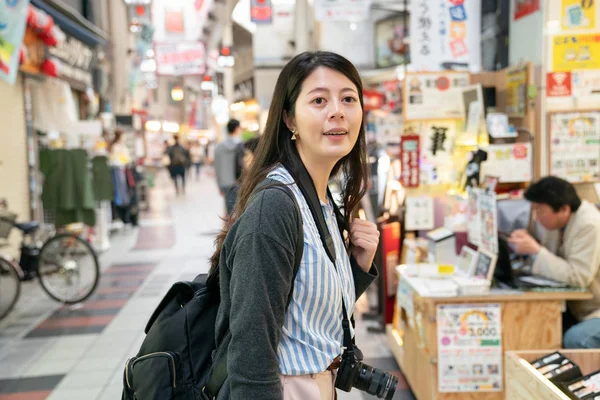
[505,349,600,400]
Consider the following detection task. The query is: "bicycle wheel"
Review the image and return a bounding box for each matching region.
[37,233,100,304]
[0,257,21,320]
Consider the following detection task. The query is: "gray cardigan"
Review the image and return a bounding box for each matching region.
[213,179,378,399]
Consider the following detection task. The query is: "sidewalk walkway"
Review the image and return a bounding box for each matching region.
[0,167,414,400]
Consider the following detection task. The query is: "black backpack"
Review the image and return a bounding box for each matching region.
[121,184,303,400]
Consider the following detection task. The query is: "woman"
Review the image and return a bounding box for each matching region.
[210,51,379,399]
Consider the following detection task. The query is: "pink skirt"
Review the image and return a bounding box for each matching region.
[279,371,337,400]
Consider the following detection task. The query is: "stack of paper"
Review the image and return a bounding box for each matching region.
[452,276,491,296]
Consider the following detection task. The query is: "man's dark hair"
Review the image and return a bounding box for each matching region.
[227,119,240,134]
[243,137,259,153]
[524,176,582,212]
[173,135,180,143]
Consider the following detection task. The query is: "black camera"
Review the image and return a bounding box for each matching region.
[334,346,398,399]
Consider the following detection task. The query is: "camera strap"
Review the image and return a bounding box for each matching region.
[290,158,355,353]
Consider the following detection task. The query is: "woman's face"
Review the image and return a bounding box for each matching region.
[288,67,362,165]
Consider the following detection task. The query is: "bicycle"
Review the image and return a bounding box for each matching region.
[0,199,100,320]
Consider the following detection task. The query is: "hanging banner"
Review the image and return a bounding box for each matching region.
[315,0,372,22]
[400,134,420,188]
[552,34,600,72]
[561,0,596,30]
[514,0,540,20]
[550,112,600,182]
[403,72,470,121]
[155,42,206,76]
[251,0,273,24]
[0,0,30,85]
[420,120,458,184]
[410,0,482,72]
[437,304,503,392]
[505,65,528,117]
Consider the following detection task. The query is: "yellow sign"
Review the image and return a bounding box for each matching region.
[506,66,527,117]
[552,34,600,72]
[562,0,596,30]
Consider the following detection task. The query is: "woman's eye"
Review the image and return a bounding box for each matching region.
[343,96,357,103]
[312,97,325,105]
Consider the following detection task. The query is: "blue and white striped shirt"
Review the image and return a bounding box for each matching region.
[268,165,356,375]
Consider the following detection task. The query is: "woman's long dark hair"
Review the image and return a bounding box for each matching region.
[209,51,369,274]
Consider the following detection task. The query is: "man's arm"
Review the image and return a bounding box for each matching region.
[533,225,600,287]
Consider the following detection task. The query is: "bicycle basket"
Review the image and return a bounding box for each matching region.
[0,210,17,240]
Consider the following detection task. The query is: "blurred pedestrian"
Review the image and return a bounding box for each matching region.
[166,135,190,195]
[190,141,206,181]
[214,119,242,215]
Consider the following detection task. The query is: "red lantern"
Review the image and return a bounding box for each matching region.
[41,58,60,77]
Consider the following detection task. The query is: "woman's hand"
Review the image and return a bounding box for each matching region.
[350,219,379,272]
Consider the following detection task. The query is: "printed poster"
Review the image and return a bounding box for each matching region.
[552,34,600,72]
[314,0,372,22]
[480,143,532,183]
[437,304,503,392]
[572,70,600,96]
[400,135,420,188]
[562,0,596,30]
[478,191,498,254]
[467,187,481,247]
[404,72,469,121]
[405,196,434,231]
[547,72,573,97]
[514,0,540,20]
[506,66,528,117]
[410,0,482,72]
[419,120,458,184]
[550,112,600,182]
[0,0,30,85]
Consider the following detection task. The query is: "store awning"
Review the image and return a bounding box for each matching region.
[30,0,108,46]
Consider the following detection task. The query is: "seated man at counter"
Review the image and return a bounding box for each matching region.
[509,176,600,349]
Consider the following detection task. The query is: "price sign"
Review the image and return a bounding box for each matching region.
[437,304,503,392]
[400,135,420,188]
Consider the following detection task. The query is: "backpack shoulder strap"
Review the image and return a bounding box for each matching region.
[203,183,303,399]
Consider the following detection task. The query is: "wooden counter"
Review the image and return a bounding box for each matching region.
[387,288,593,400]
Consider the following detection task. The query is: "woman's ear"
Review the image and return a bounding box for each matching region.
[283,110,295,132]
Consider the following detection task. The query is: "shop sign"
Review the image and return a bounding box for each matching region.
[47,34,95,88]
[250,0,272,24]
[233,78,254,102]
[437,304,503,392]
[403,72,469,121]
[505,65,527,117]
[547,71,572,97]
[400,135,420,188]
[0,0,29,85]
[513,0,540,21]
[314,0,372,22]
[155,42,205,76]
[410,0,482,72]
[561,0,596,30]
[552,34,600,72]
[19,27,46,76]
[550,112,600,183]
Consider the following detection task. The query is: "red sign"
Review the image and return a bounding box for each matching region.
[251,0,272,23]
[547,72,572,97]
[514,0,540,21]
[400,135,420,188]
[381,222,401,324]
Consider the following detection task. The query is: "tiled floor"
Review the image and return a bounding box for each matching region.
[0,167,416,400]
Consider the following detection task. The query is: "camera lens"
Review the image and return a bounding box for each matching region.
[354,364,399,400]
